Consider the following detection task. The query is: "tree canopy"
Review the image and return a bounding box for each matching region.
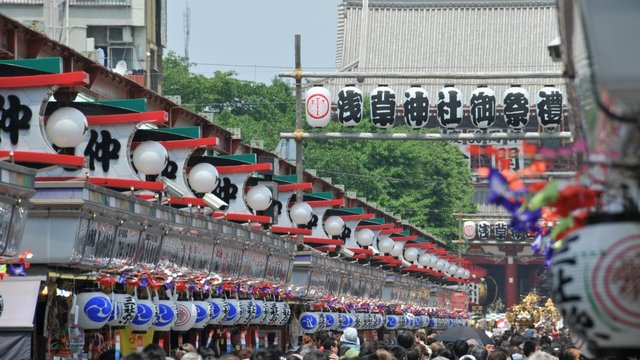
[162,51,475,244]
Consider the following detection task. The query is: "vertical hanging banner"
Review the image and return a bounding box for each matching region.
[370,85,397,129]
[537,86,563,129]
[469,86,496,129]
[403,85,430,129]
[337,85,363,127]
[305,85,331,128]
[437,85,464,128]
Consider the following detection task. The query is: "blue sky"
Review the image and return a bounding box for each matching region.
[166,0,341,83]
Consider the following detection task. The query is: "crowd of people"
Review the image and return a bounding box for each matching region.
[95,326,591,360]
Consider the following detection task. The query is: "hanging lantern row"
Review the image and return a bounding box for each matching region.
[298,311,466,333]
[305,85,564,130]
[74,288,291,331]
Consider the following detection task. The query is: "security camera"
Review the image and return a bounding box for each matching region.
[160,177,187,198]
[202,193,229,210]
[547,36,562,62]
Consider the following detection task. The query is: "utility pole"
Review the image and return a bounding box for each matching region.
[184,2,191,59]
[294,34,304,250]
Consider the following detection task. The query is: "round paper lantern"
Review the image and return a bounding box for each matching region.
[251,300,266,325]
[536,86,563,129]
[469,86,496,129]
[456,268,466,279]
[551,217,640,353]
[193,301,213,329]
[238,300,256,325]
[447,264,459,277]
[188,163,219,194]
[404,314,415,329]
[221,299,240,326]
[173,301,198,331]
[246,184,272,211]
[463,270,471,279]
[324,216,345,237]
[76,291,112,329]
[374,314,384,329]
[389,242,403,257]
[403,86,430,129]
[337,85,363,127]
[356,228,375,247]
[305,85,332,128]
[378,237,395,253]
[437,85,464,128]
[46,107,88,148]
[208,298,227,325]
[415,316,424,328]
[275,302,291,326]
[132,141,168,176]
[338,313,350,330]
[289,202,313,225]
[502,86,530,129]
[264,301,280,325]
[370,85,397,129]
[463,221,476,240]
[324,312,338,330]
[434,259,447,271]
[128,298,157,332]
[385,315,400,330]
[108,293,137,327]
[299,312,321,333]
[418,253,431,267]
[404,247,419,262]
[152,299,177,331]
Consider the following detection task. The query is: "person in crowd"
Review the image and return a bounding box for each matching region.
[528,352,558,360]
[198,347,217,360]
[304,350,330,360]
[252,348,281,360]
[315,332,329,351]
[390,345,408,360]
[460,355,477,360]
[286,354,304,360]
[339,327,360,356]
[340,348,360,360]
[376,349,394,360]
[220,354,241,360]
[487,349,510,360]
[468,344,488,360]
[406,349,420,360]
[143,343,173,360]
[522,340,537,359]
[397,331,415,350]
[323,338,340,360]
[485,343,496,354]
[451,339,469,359]
[301,334,317,356]
[429,341,445,356]
[557,347,580,360]
[181,353,203,360]
[415,343,431,360]
[122,353,146,360]
[431,347,452,360]
[175,344,197,360]
[238,348,254,360]
[510,335,524,349]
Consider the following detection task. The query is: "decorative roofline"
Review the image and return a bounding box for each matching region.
[343,0,557,9]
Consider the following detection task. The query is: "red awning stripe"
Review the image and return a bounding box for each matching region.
[212,212,271,223]
[216,163,272,174]
[0,71,90,88]
[355,223,394,231]
[88,177,164,191]
[305,199,344,207]
[278,183,313,192]
[2,151,85,167]
[379,227,404,234]
[158,137,217,149]
[347,248,374,255]
[391,235,419,242]
[271,226,312,235]
[338,214,375,221]
[302,237,344,245]
[86,110,167,125]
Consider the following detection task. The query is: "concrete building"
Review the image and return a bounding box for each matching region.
[0,0,166,92]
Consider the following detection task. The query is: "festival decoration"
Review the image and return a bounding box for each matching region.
[74,291,113,330]
[0,250,33,280]
[305,85,332,128]
[337,85,364,127]
[403,85,430,129]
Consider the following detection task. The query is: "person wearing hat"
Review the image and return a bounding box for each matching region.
[339,328,360,357]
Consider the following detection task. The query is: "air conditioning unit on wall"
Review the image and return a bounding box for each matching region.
[108,26,133,43]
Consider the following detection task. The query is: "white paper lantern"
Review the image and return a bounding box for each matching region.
[251,300,266,325]
[403,86,430,129]
[356,228,375,247]
[132,141,168,176]
[275,302,291,326]
[385,315,400,330]
[128,298,157,332]
[378,238,395,254]
[469,86,496,129]
[447,264,459,277]
[289,202,313,225]
[324,312,339,330]
[463,221,476,240]
[463,270,471,279]
[428,254,438,267]
[503,86,530,129]
[246,184,272,211]
[75,292,113,330]
[305,85,332,128]
[324,216,345,237]
[456,268,466,279]
[264,301,280,325]
[551,219,640,352]
[221,299,241,326]
[299,312,321,333]
[208,298,228,325]
[389,242,403,257]
[172,301,198,331]
[437,86,464,128]
[418,253,431,267]
[152,299,177,331]
[188,162,219,193]
[404,247,419,262]
[536,86,563,129]
[108,293,137,327]
[193,301,213,329]
[337,85,363,127]
[46,107,88,148]
[434,259,447,271]
[238,300,256,325]
[370,85,397,129]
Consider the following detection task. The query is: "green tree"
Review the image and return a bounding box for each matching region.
[162,53,475,244]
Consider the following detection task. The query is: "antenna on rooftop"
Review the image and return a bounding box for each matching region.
[184,1,191,59]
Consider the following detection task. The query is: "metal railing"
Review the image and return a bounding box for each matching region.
[0,0,45,4]
[70,0,130,5]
